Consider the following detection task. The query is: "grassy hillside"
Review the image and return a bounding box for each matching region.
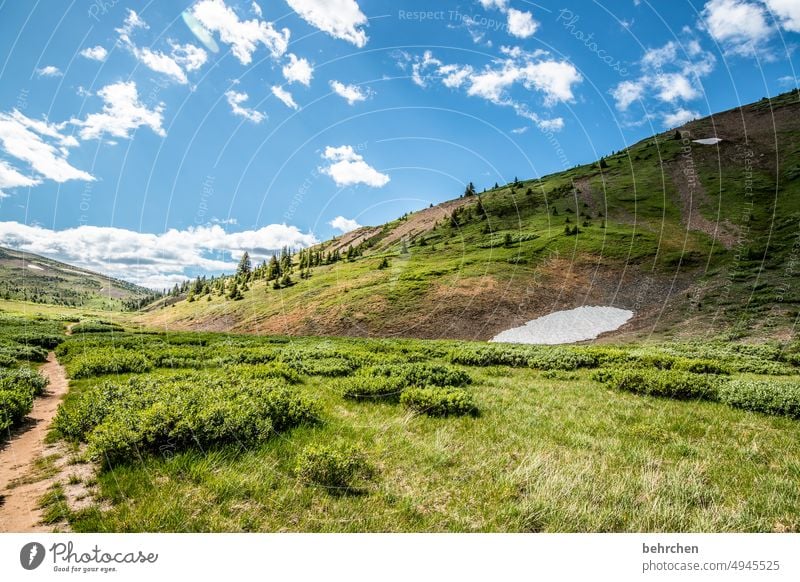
[44,329,800,532]
[0,246,159,311]
[138,90,800,342]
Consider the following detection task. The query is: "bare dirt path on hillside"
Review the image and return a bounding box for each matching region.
[0,353,69,532]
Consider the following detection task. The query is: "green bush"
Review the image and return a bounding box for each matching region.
[449,345,530,367]
[285,356,356,377]
[295,442,374,491]
[54,375,317,465]
[71,321,124,334]
[366,363,471,387]
[340,376,405,402]
[68,351,152,378]
[0,367,49,432]
[400,386,478,417]
[527,348,598,371]
[596,368,718,401]
[718,379,800,419]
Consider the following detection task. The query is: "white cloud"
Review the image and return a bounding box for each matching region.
[654,73,700,102]
[663,108,699,127]
[320,145,389,188]
[329,216,361,233]
[36,66,62,78]
[285,0,368,47]
[0,159,40,197]
[282,53,313,86]
[478,0,507,8]
[225,90,266,123]
[612,80,645,111]
[329,80,370,104]
[80,45,108,62]
[72,81,165,139]
[192,0,290,65]
[701,0,772,55]
[271,85,299,110]
[764,0,800,32]
[0,110,93,184]
[0,221,317,288]
[506,9,538,38]
[251,1,263,17]
[510,126,528,134]
[116,10,207,84]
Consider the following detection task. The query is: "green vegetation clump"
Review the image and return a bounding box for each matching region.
[365,363,471,387]
[339,376,405,402]
[400,386,478,417]
[68,350,152,379]
[718,379,800,419]
[295,442,374,491]
[0,367,49,432]
[54,374,317,465]
[595,368,719,401]
[70,321,124,334]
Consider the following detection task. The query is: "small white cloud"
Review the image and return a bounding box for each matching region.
[36,65,62,78]
[251,1,263,17]
[701,0,772,56]
[72,81,165,139]
[0,159,41,198]
[282,53,313,86]
[507,8,538,38]
[663,108,699,127]
[654,73,699,102]
[329,216,361,233]
[285,0,368,47]
[0,110,93,184]
[225,90,266,123]
[80,46,108,62]
[271,85,299,110]
[192,0,290,65]
[478,0,508,9]
[510,126,528,134]
[170,42,208,71]
[612,80,645,111]
[320,145,389,188]
[329,80,371,105]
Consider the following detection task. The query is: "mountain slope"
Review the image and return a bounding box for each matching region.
[0,246,158,310]
[138,89,800,342]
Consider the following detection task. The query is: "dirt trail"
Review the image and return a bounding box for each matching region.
[0,353,68,532]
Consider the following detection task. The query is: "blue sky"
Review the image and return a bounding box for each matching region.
[0,0,797,288]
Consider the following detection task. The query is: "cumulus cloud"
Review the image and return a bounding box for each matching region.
[80,45,108,61]
[0,159,40,198]
[225,90,265,123]
[399,49,580,130]
[506,8,538,38]
[701,0,772,55]
[320,145,389,188]
[329,216,361,233]
[0,221,318,289]
[282,53,313,85]
[72,81,165,139]
[663,108,699,127]
[611,38,715,114]
[329,80,371,105]
[0,110,94,185]
[271,85,299,110]
[764,0,800,32]
[192,0,290,64]
[116,10,207,85]
[36,65,62,77]
[285,0,368,47]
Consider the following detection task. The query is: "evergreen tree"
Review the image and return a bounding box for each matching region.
[236,252,252,277]
[464,181,477,197]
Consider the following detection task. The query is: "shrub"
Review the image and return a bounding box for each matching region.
[54,375,317,465]
[449,345,530,367]
[68,351,152,378]
[0,367,48,432]
[70,321,124,334]
[366,363,471,388]
[597,368,718,401]
[295,442,374,491]
[527,348,598,371]
[340,376,405,402]
[400,386,478,417]
[718,380,800,419]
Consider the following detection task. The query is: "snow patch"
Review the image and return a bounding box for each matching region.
[491,306,634,345]
[27,264,44,271]
[692,138,722,145]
